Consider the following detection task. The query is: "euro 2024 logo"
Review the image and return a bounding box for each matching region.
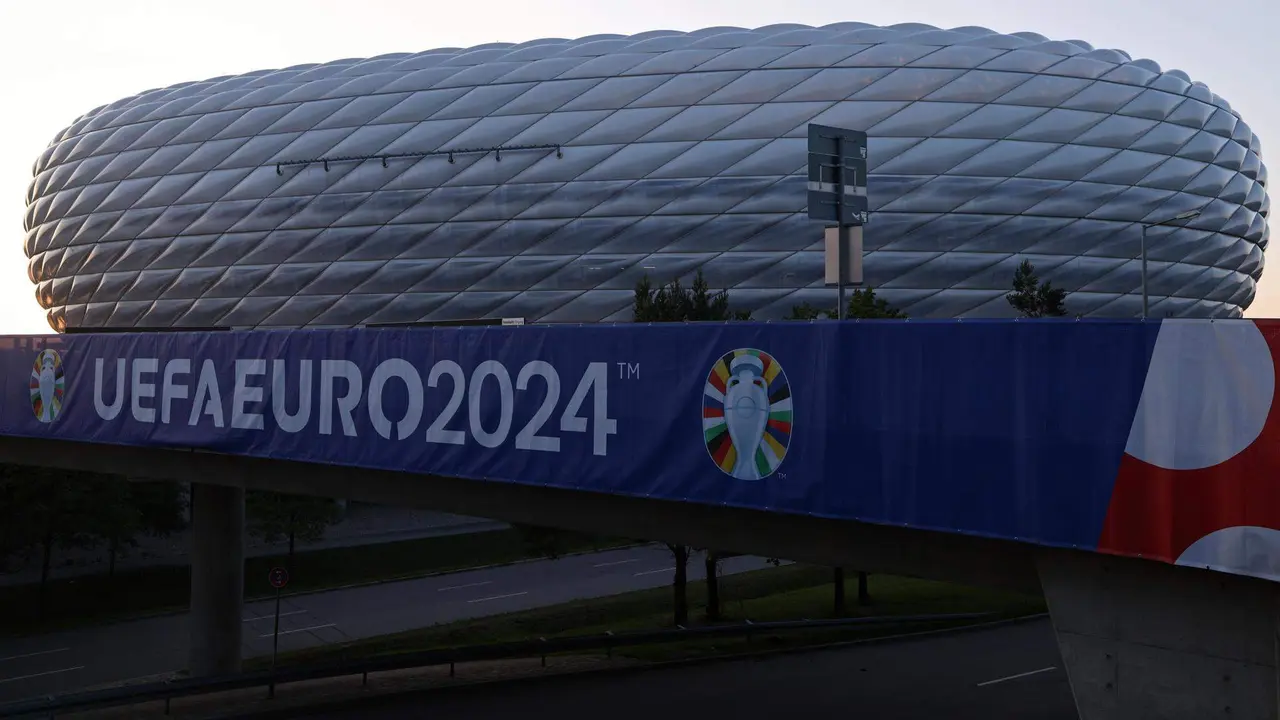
[30,349,65,423]
[703,349,792,480]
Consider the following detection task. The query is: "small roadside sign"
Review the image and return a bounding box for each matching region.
[269,567,289,589]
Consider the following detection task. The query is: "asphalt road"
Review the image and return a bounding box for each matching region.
[296,618,1076,720]
[0,545,772,704]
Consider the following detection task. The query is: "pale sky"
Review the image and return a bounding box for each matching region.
[1,0,1274,333]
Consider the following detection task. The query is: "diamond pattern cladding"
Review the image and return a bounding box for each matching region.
[24,21,1269,330]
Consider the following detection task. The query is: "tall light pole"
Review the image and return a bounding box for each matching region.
[1140,209,1202,318]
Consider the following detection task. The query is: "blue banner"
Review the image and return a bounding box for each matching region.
[0,321,1162,552]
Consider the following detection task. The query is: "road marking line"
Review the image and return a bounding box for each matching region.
[0,648,68,663]
[0,666,84,684]
[977,666,1058,687]
[634,567,676,576]
[259,624,337,638]
[594,559,640,568]
[467,592,528,604]
[243,610,306,622]
[438,581,493,592]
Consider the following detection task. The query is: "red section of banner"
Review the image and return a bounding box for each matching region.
[1099,321,1280,563]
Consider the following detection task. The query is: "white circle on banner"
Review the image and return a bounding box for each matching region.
[1124,320,1274,470]
[1176,526,1280,583]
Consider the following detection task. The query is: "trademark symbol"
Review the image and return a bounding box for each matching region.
[616,362,640,380]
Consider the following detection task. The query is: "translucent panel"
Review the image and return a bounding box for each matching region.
[174,168,256,205]
[260,99,353,134]
[851,68,966,102]
[878,175,1005,213]
[529,218,636,256]
[947,141,1060,177]
[572,107,684,145]
[432,83,537,120]
[591,215,709,254]
[260,296,338,326]
[1073,115,1159,149]
[452,183,563,221]
[576,141,697,181]
[205,265,275,298]
[1007,108,1107,143]
[935,104,1048,140]
[629,72,745,107]
[650,139,771,178]
[1140,157,1207,191]
[771,67,893,102]
[868,102,982,138]
[1205,108,1239,137]
[309,294,396,326]
[351,259,445,294]
[702,69,819,104]
[511,144,623,183]
[881,252,1006,290]
[558,75,674,110]
[1100,64,1159,87]
[246,264,328,297]
[907,45,1004,69]
[953,177,1065,214]
[596,252,716,289]
[494,57,587,84]
[516,180,632,218]
[730,178,807,213]
[979,50,1067,73]
[1118,90,1185,122]
[1184,164,1238,197]
[416,257,508,292]
[460,219,567,256]
[763,44,867,68]
[469,256,574,290]
[1042,56,1115,79]
[698,46,803,71]
[1086,186,1177,222]
[160,267,226,300]
[712,102,828,139]
[1130,122,1198,155]
[1179,131,1229,162]
[1214,141,1247,172]
[837,43,937,67]
[994,75,1093,107]
[1081,150,1169,185]
[873,138,995,175]
[583,178,702,216]
[1059,81,1145,114]
[803,101,911,134]
[298,261,387,295]
[374,88,472,124]
[639,104,755,142]
[622,49,726,75]
[168,110,248,144]
[656,177,778,214]
[213,104,299,139]
[1167,98,1213,130]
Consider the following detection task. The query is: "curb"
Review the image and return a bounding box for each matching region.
[222,613,1051,719]
[0,541,654,640]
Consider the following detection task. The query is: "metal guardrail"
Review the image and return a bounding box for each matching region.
[0,613,993,718]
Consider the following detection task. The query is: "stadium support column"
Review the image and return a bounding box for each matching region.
[1037,549,1280,720]
[189,482,244,676]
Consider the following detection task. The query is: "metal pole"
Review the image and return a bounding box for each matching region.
[269,585,281,699]
[1140,224,1149,319]
[835,134,846,320]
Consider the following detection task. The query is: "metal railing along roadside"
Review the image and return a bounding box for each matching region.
[0,612,994,719]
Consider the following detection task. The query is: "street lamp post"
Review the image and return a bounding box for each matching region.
[1140,209,1202,318]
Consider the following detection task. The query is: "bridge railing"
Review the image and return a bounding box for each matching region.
[0,612,995,718]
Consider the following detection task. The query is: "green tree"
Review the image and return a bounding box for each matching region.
[1006,259,1068,318]
[246,491,342,570]
[634,270,747,626]
[787,288,906,321]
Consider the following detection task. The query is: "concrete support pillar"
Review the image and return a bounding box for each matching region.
[1037,549,1280,720]
[189,482,244,677]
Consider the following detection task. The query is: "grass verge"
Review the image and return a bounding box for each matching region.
[251,564,1047,670]
[0,529,629,636]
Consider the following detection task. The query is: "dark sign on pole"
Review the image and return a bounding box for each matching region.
[269,567,289,589]
[807,123,870,320]
[807,124,868,226]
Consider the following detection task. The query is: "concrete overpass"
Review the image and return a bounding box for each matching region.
[3,319,1280,720]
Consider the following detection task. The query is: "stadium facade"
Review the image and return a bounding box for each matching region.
[23,22,1268,330]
